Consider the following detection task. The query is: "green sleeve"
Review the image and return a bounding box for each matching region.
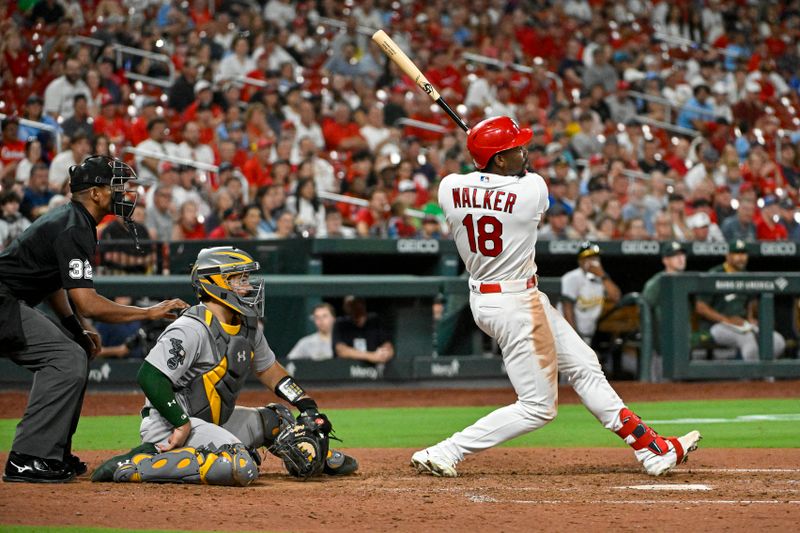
[137,361,189,427]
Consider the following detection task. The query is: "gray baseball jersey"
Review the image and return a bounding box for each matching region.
[142,312,276,415]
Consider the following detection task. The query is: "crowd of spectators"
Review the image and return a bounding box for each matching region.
[2,0,800,255]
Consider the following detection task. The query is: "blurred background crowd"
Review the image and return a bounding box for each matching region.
[2,0,800,254]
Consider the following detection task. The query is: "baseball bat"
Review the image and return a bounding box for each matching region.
[372,29,470,133]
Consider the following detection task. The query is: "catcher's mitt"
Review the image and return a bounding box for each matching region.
[268,415,329,479]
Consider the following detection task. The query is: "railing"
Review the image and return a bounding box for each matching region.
[395,117,450,134]
[69,36,176,88]
[627,90,726,124]
[462,52,564,93]
[633,114,701,137]
[0,113,62,153]
[234,76,270,88]
[653,31,740,59]
[318,16,377,37]
[318,191,426,219]
[121,146,219,176]
[574,158,675,183]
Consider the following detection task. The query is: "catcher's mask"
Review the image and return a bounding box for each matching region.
[69,155,139,220]
[191,246,265,318]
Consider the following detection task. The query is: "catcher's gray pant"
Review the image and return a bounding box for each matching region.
[8,303,88,461]
[140,406,268,450]
[435,289,625,463]
[709,323,785,361]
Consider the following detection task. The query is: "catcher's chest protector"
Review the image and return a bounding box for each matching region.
[182,305,257,425]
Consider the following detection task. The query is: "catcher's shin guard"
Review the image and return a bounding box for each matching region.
[113,444,258,486]
[91,442,158,482]
[257,403,295,447]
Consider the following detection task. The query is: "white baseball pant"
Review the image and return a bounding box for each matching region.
[436,287,626,463]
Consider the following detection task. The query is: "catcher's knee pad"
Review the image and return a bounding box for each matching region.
[198,444,259,487]
[257,403,294,447]
[113,448,201,484]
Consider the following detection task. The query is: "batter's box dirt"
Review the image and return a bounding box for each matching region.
[2,448,800,532]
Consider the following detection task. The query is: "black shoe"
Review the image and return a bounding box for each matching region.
[3,452,76,483]
[65,454,87,476]
[324,449,359,476]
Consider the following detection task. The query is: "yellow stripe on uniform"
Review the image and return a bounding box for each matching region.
[202,357,228,424]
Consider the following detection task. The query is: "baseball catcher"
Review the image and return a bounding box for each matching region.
[92,246,357,486]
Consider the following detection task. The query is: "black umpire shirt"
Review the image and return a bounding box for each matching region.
[0,201,97,306]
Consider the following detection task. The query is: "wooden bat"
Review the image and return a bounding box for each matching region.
[371,29,470,133]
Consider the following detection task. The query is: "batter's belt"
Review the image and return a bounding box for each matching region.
[468,275,537,294]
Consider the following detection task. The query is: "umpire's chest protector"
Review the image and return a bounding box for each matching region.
[182,305,257,425]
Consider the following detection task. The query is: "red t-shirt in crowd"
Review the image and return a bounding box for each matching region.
[0,138,26,167]
[321,118,363,151]
[93,115,128,142]
[755,214,788,241]
[242,156,272,188]
[127,117,150,146]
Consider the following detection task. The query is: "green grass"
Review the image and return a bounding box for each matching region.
[1,399,798,451]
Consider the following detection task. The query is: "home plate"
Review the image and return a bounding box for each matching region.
[616,484,713,491]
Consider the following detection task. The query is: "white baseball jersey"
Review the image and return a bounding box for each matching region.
[425,167,628,467]
[438,170,549,281]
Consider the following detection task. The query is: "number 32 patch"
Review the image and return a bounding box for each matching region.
[68,259,93,280]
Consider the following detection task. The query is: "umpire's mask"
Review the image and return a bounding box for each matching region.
[69,155,139,220]
[191,247,265,319]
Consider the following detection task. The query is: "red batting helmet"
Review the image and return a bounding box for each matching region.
[466,116,533,170]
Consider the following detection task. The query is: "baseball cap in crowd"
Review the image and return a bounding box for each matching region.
[746,81,761,93]
[422,214,438,224]
[701,146,720,162]
[588,177,610,192]
[256,137,273,150]
[228,121,243,131]
[222,207,240,221]
[26,94,44,105]
[762,195,778,208]
[553,155,570,166]
[577,242,601,260]
[547,203,569,217]
[687,211,711,229]
[1,115,20,129]
[661,240,685,258]
[218,161,234,173]
[194,80,212,95]
[779,198,796,210]
[728,239,748,253]
[397,180,416,193]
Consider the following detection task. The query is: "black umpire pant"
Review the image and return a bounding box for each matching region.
[6,303,88,461]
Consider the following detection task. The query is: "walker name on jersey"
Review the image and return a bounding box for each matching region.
[452,187,517,213]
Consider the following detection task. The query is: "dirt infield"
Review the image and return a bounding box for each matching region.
[1,381,799,532]
[0,448,799,532]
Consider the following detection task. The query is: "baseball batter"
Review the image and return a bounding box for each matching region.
[411,116,701,477]
[93,246,357,485]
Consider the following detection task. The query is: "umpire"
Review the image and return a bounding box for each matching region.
[0,155,188,483]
